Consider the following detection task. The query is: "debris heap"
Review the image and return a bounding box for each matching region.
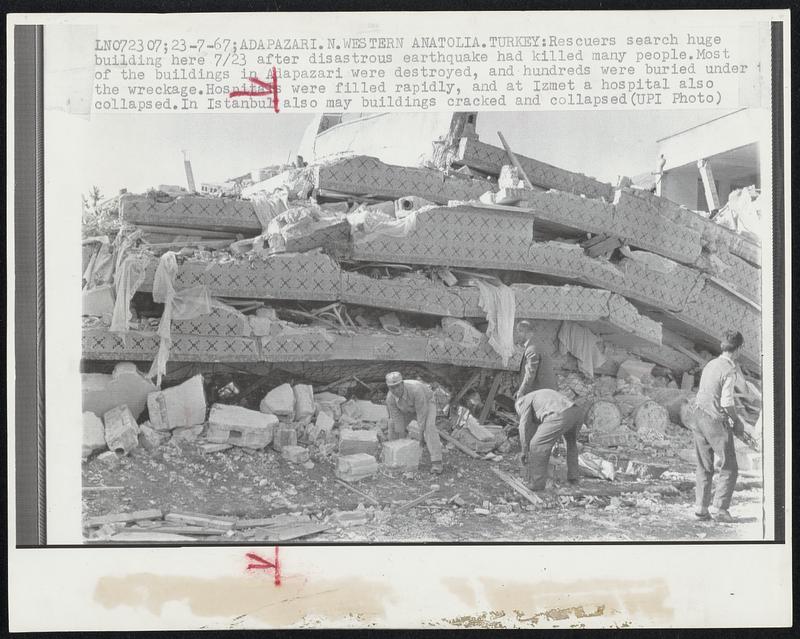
[80,112,763,540]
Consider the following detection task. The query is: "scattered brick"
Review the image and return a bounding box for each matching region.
[103,405,140,455]
[273,425,298,452]
[207,403,277,449]
[335,453,379,482]
[260,383,295,419]
[82,361,156,420]
[282,445,310,463]
[382,438,422,470]
[339,428,380,456]
[83,411,107,459]
[147,374,206,430]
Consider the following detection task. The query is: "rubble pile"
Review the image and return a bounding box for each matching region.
[80,112,763,541]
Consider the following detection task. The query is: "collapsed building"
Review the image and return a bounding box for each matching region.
[80,112,763,539]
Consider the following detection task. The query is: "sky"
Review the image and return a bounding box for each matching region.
[74,108,733,199]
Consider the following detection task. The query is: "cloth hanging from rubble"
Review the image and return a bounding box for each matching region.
[109,253,149,334]
[557,321,606,378]
[474,279,516,366]
[147,251,211,386]
[714,185,763,240]
[82,237,114,289]
[349,208,419,244]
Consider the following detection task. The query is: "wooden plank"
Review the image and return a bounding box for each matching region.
[556,482,683,497]
[236,514,312,529]
[697,158,721,211]
[335,479,382,506]
[250,522,334,542]
[478,374,503,424]
[164,511,237,530]
[451,371,482,405]
[395,488,439,514]
[136,225,239,239]
[108,531,197,542]
[491,467,544,505]
[437,428,481,459]
[128,525,223,536]
[497,131,535,190]
[85,509,163,527]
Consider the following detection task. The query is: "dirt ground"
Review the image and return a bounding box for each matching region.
[82,431,764,543]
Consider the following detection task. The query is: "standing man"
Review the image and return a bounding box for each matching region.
[385,372,443,474]
[516,388,584,491]
[690,331,746,523]
[514,320,558,464]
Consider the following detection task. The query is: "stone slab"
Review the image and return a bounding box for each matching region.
[147,374,207,430]
[82,362,157,420]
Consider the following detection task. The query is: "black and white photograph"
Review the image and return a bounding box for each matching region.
[76,108,769,544]
[8,9,791,631]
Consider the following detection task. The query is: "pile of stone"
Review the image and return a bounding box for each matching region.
[80,112,763,494]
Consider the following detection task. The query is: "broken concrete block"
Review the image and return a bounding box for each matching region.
[260,383,295,419]
[82,412,107,459]
[314,392,347,421]
[625,460,668,480]
[147,374,206,431]
[481,424,507,447]
[103,405,139,455]
[281,445,310,464]
[293,384,315,422]
[578,452,616,480]
[335,453,379,482]
[138,422,170,451]
[307,410,335,443]
[338,428,379,456]
[207,403,277,449]
[382,439,421,470]
[455,427,495,453]
[171,424,204,442]
[681,372,695,391]
[200,442,233,454]
[82,284,115,316]
[82,362,157,420]
[272,426,298,452]
[465,419,495,442]
[341,399,388,423]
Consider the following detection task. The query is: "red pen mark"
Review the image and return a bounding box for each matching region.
[245,546,281,585]
[229,66,280,113]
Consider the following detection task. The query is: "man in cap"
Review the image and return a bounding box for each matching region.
[385,372,443,474]
[689,330,747,523]
[516,388,584,492]
[514,320,558,465]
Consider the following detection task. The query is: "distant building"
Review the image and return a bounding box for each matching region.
[650,108,769,213]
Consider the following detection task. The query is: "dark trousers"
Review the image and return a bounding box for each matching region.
[527,405,583,490]
[692,408,738,510]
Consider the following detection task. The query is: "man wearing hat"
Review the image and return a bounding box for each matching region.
[385,372,444,474]
[514,320,558,466]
